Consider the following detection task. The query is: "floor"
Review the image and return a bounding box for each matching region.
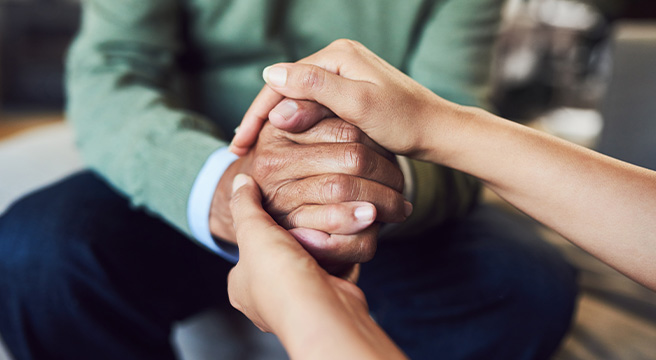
[0,113,63,140]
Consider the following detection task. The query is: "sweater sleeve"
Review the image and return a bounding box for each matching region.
[388,0,504,236]
[65,0,228,236]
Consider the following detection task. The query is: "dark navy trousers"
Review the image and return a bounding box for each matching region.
[0,172,578,359]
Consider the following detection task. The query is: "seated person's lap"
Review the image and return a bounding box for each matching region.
[359,204,578,359]
[0,171,577,360]
[0,171,233,360]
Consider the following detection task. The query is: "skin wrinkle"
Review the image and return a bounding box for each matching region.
[216,105,406,271]
[335,121,363,143]
[228,173,407,358]
[301,65,328,93]
[270,174,403,223]
[322,174,350,204]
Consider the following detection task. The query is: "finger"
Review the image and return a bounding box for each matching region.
[231,86,283,155]
[290,224,379,265]
[230,174,276,238]
[271,174,411,224]
[269,99,335,133]
[262,63,371,125]
[279,202,376,235]
[282,117,394,162]
[284,227,359,275]
[230,174,291,249]
[264,142,404,193]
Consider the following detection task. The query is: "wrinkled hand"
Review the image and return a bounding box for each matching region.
[212,112,409,272]
[230,39,454,162]
[227,174,407,359]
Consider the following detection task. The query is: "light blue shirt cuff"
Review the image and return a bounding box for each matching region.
[187,147,240,263]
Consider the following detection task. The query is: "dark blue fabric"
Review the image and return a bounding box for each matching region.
[360,204,578,359]
[0,172,234,360]
[0,171,577,359]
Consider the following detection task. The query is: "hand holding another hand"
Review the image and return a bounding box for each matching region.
[212,106,410,273]
[228,174,407,360]
[231,39,461,162]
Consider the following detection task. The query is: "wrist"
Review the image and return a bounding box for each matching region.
[420,100,482,166]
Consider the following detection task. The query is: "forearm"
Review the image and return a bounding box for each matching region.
[398,0,502,227]
[284,319,405,360]
[433,105,656,289]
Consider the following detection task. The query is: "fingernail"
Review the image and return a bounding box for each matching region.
[233,126,240,134]
[232,174,249,194]
[271,100,298,121]
[354,205,375,223]
[263,66,287,87]
[404,201,413,217]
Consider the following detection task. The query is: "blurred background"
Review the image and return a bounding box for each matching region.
[1,0,656,359]
[1,0,656,148]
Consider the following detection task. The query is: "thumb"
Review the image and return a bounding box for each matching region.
[262,64,371,131]
[229,174,278,243]
[230,86,283,156]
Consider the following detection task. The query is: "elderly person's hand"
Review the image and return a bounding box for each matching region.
[213,112,411,274]
[228,174,407,360]
[233,39,656,292]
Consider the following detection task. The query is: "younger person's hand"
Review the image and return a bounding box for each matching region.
[214,115,409,274]
[228,174,407,359]
[231,39,460,163]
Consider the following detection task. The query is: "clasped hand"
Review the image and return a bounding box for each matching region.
[212,98,409,273]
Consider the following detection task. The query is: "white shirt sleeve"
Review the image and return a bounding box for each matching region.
[187,147,240,263]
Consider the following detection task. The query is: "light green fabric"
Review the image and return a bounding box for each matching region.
[66,0,503,237]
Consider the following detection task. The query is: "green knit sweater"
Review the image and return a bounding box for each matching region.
[66,0,503,239]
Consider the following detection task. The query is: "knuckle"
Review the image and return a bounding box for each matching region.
[251,151,282,179]
[349,39,365,49]
[321,174,354,203]
[342,143,371,175]
[334,121,363,143]
[330,38,360,52]
[262,183,287,216]
[301,66,326,91]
